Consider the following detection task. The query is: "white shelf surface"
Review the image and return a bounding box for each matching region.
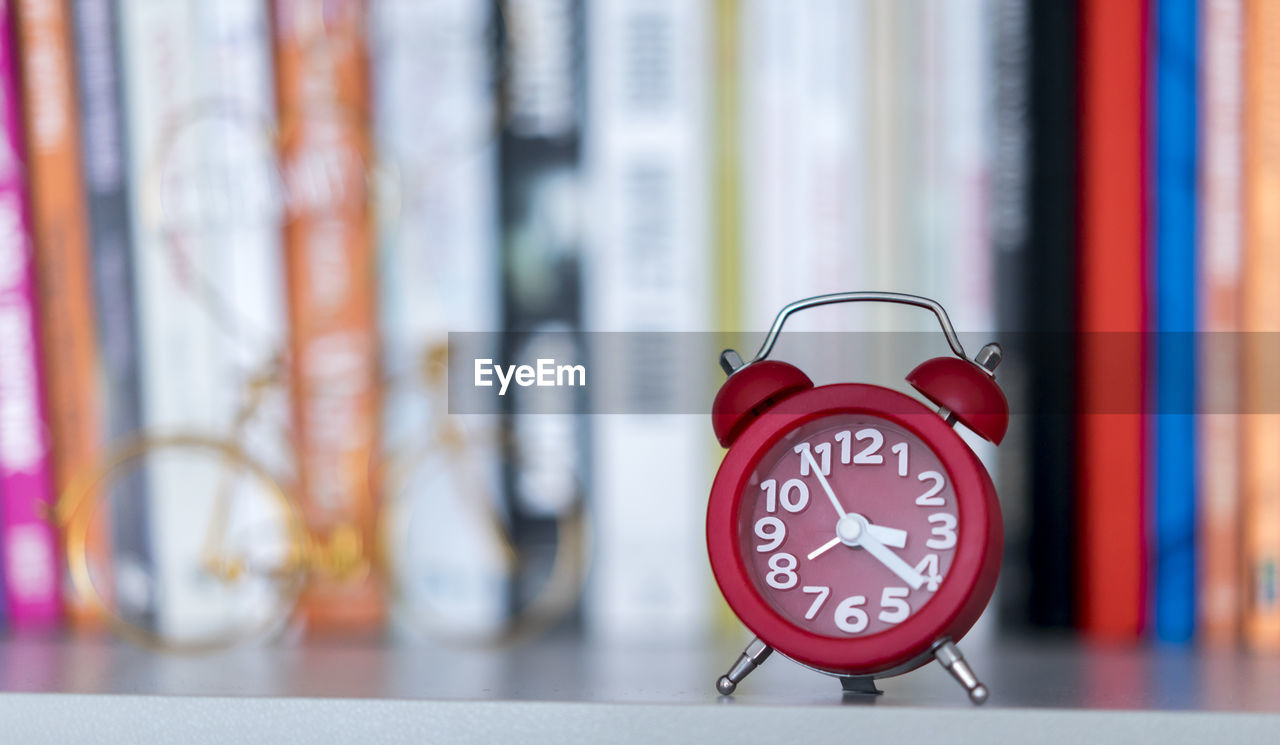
[1,633,1277,744]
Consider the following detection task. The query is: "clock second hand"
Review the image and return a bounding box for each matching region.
[807,537,841,560]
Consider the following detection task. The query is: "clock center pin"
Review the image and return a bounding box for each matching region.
[836,514,865,545]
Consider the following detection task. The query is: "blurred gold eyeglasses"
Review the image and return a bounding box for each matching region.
[54,343,588,653]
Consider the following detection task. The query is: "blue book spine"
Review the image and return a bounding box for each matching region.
[71,0,152,625]
[1152,0,1198,643]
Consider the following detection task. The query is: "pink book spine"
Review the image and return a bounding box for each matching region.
[0,5,61,627]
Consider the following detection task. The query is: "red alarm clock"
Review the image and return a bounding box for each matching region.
[708,292,1005,703]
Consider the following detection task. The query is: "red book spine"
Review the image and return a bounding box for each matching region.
[1076,0,1149,639]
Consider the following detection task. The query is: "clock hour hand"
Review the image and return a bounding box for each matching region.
[807,524,907,560]
[857,526,926,590]
[867,524,907,549]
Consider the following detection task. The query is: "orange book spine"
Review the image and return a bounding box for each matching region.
[1241,0,1280,650]
[15,0,105,625]
[1076,0,1148,639]
[1198,0,1244,645]
[272,0,383,631]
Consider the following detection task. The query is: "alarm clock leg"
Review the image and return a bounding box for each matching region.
[715,637,773,695]
[933,640,990,705]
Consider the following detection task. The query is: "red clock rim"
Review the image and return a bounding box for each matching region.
[707,383,997,675]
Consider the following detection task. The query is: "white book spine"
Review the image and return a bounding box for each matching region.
[371,0,507,635]
[864,0,901,337]
[194,0,290,633]
[741,0,865,365]
[1198,0,1243,633]
[938,0,998,644]
[935,0,997,464]
[585,0,712,640]
[740,0,799,332]
[121,0,286,640]
[120,0,204,638]
[942,0,994,335]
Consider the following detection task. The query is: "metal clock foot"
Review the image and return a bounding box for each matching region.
[933,640,989,705]
[715,637,773,695]
[839,676,883,696]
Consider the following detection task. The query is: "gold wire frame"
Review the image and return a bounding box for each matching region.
[56,433,310,653]
[372,416,591,647]
[56,349,591,651]
[139,96,403,352]
[369,342,590,646]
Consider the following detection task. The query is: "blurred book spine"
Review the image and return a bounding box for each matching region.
[1197,0,1243,645]
[1076,0,1148,639]
[371,0,509,635]
[941,0,995,341]
[863,0,904,341]
[0,1,60,628]
[710,0,741,634]
[196,0,290,633]
[497,0,588,621]
[905,0,937,309]
[739,0,865,330]
[585,0,711,640]
[1027,0,1079,631]
[990,0,1037,630]
[1241,0,1280,650]
[15,0,104,626]
[71,0,149,626]
[1151,0,1198,644]
[712,0,740,339]
[119,0,288,638]
[937,0,999,641]
[118,0,197,636]
[118,0,211,638]
[272,0,384,631]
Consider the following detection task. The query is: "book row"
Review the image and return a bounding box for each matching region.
[8,0,1273,651]
[0,0,1011,643]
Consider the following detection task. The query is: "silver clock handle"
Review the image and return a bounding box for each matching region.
[750,292,970,364]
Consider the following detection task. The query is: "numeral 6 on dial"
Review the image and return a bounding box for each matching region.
[834,595,869,633]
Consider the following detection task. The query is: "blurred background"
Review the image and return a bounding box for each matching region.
[0,0,1272,658]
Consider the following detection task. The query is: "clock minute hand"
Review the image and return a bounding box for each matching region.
[803,449,846,518]
[857,527,926,590]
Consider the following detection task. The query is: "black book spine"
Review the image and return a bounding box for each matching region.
[496,0,589,625]
[1024,0,1079,629]
[991,0,1033,630]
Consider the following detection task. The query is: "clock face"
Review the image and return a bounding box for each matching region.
[738,413,959,638]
